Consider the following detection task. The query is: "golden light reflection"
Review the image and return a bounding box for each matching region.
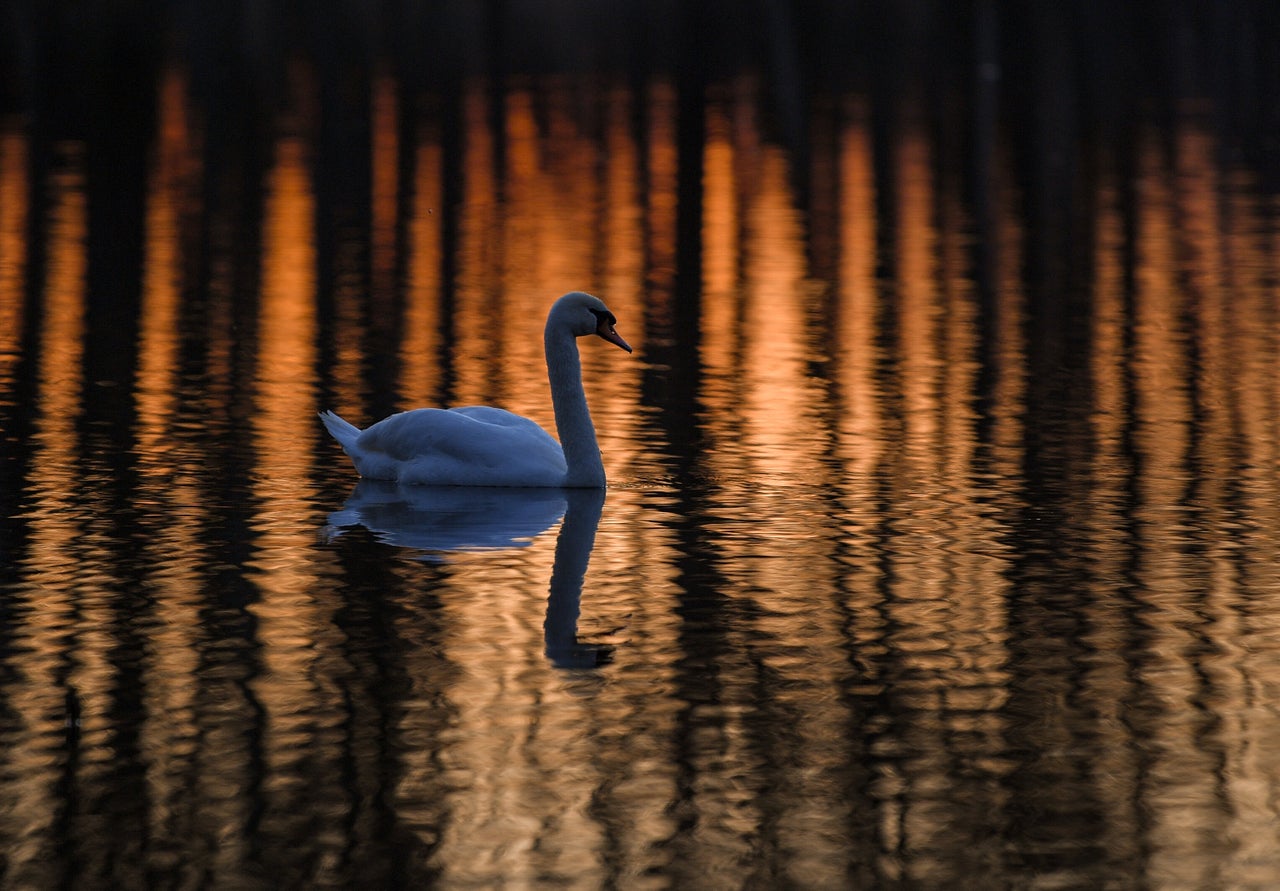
[0,125,26,391]
[249,135,341,848]
[591,84,645,480]
[452,80,500,406]
[2,62,1280,890]
[3,149,88,886]
[399,133,443,403]
[699,100,740,402]
[371,72,399,303]
[644,79,678,308]
[1080,170,1142,863]
[986,140,1026,477]
[833,99,880,475]
[136,66,197,461]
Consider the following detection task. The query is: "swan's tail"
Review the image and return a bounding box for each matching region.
[318,410,362,450]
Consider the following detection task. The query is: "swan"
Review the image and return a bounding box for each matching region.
[319,291,632,487]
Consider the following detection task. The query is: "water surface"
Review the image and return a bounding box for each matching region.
[2,10,1280,889]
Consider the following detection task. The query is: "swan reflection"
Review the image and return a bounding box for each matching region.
[325,480,567,554]
[325,482,612,667]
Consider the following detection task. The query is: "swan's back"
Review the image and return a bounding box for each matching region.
[321,408,568,487]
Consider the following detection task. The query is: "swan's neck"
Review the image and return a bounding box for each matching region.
[545,325,605,487]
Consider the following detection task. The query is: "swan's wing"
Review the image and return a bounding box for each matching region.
[447,405,552,437]
[352,407,567,485]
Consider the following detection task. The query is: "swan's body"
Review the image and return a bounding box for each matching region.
[320,291,631,487]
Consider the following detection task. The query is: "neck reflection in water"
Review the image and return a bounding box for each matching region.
[325,482,612,667]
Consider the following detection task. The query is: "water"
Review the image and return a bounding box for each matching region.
[3,7,1280,889]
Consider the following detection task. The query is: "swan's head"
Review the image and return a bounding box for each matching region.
[552,291,633,353]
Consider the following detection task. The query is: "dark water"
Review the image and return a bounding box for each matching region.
[2,5,1280,889]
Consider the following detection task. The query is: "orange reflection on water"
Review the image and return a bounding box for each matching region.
[2,149,88,887]
[136,67,198,462]
[400,134,444,404]
[452,81,500,407]
[2,62,1280,890]
[601,87,644,307]
[894,125,941,460]
[132,66,209,849]
[740,146,822,480]
[249,135,340,842]
[644,80,678,307]
[833,99,880,476]
[371,72,399,304]
[591,85,645,477]
[0,125,26,389]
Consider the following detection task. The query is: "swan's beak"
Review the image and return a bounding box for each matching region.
[596,318,633,353]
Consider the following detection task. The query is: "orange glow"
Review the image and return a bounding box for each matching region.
[833,100,880,473]
[1133,128,1190,500]
[399,133,444,404]
[0,125,27,388]
[739,145,821,480]
[645,79,678,307]
[601,86,644,308]
[136,66,198,460]
[249,135,332,797]
[894,125,940,455]
[700,101,738,370]
[2,63,1280,890]
[4,149,88,884]
[371,72,399,302]
[986,140,1026,476]
[452,80,500,406]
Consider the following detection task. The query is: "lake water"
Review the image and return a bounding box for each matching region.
[2,8,1280,889]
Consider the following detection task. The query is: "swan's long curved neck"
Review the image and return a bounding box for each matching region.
[545,326,606,487]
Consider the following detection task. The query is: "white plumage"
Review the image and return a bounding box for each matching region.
[320,291,632,487]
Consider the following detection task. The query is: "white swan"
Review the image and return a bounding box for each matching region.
[319,291,632,487]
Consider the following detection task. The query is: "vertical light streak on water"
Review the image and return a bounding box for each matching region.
[739,111,860,889]
[934,147,1014,878]
[0,126,26,397]
[1,150,87,888]
[740,145,822,482]
[983,138,1027,485]
[594,84,646,477]
[497,84,544,374]
[833,100,881,481]
[1129,125,1220,886]
[601,85,645,309]
[880,124,948,868]
[698,99,742,469]
[1081,171,1144,878]
[495,86,559,431]
[399,132,443,406]
[135,67,190,465]
[370,72,399,307]
[133,65,208,859]
[541,84,602,295]
[885,123,1015,883]
[452,80,499,408]
[249,133,346,873]
[830,103,888,840]
[643,79,678,304]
